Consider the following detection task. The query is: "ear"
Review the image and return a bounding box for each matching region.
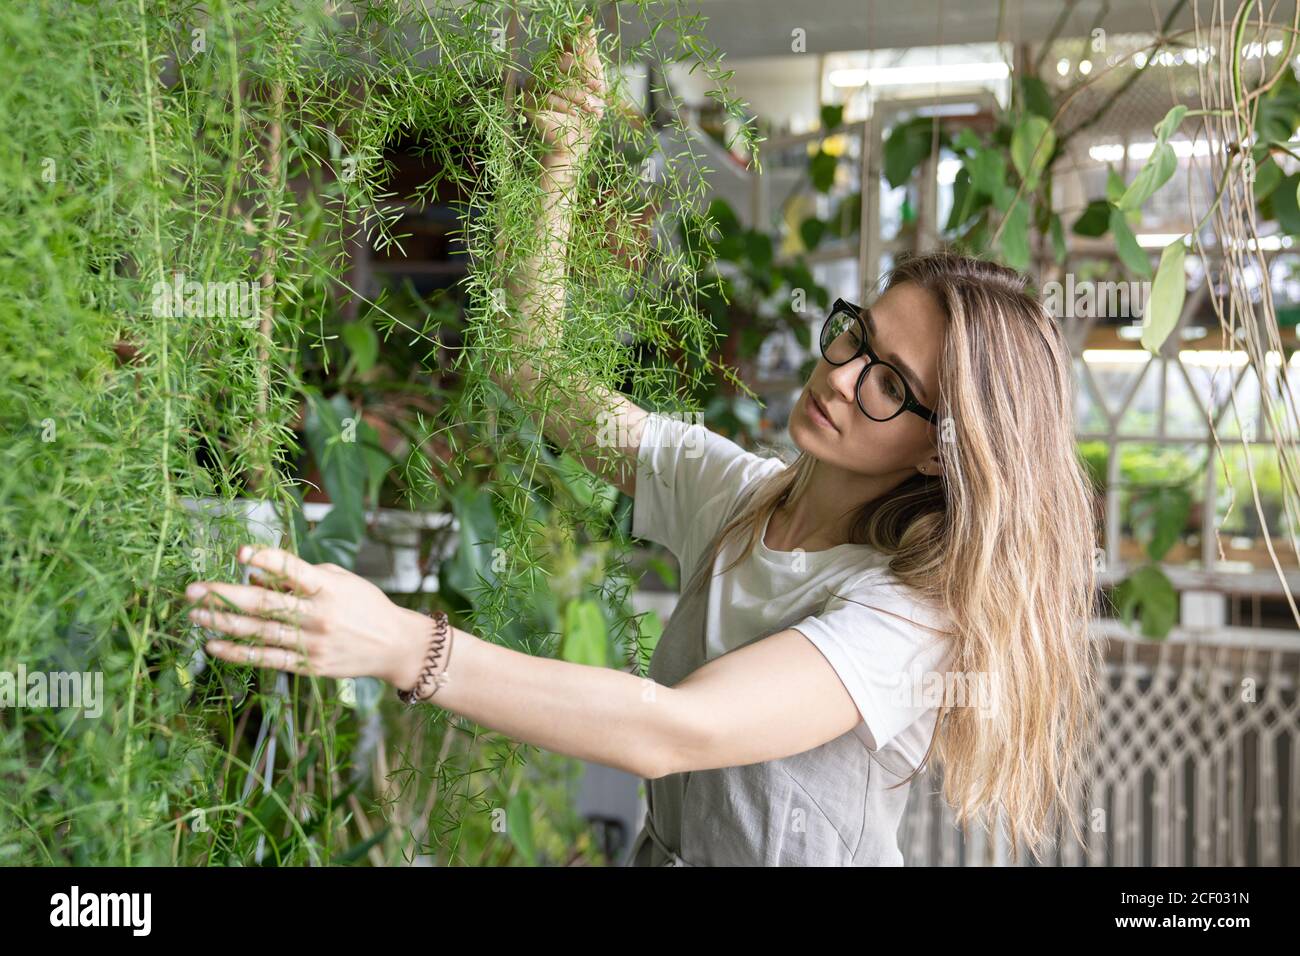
[917,451,943,477]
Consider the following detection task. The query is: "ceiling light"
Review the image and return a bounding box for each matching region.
[844,61,1010,87]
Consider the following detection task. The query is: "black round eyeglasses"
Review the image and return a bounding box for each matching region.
[817,298,939,425]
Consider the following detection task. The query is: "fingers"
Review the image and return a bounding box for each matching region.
[248,568,295,592]
[189,607,314,650]
[188,581,314,624]
[205,638,314,675]
[560,30,605,99]
[545,85,603,118]
[239,545,328,596]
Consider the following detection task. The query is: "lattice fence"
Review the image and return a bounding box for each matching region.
[900,628,1300,866]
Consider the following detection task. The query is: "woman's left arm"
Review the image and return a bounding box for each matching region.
[189,546,862,780]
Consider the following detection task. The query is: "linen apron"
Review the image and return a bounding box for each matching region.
[625,495,919,867]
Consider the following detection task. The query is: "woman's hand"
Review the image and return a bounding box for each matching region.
[521,14,607,169]
[186,545,431,693]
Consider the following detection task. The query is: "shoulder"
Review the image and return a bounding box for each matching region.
[829,563,956,640]
[633,410,787,565]
[639,410,786,499]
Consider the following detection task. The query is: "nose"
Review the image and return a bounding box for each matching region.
[825,359,863,404]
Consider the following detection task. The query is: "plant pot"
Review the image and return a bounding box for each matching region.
[300,501,457,593]
[182,496,458,594]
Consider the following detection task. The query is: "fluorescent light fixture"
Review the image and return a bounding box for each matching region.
[828,68,871,87]
[1178,349,1288,366]
[1115,325,1207,342]
[1082,349,1151,363]
[1136,233,1185,248]
[1089,143,1125,162]
[910,103,980,117]
[1090,139,1216,163]
[1130,139,1214,160]
[830,61,1010,88]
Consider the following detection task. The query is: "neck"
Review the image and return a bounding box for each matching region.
[767,458,909,551]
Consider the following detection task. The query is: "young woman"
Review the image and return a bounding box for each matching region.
[189,20,1102,865]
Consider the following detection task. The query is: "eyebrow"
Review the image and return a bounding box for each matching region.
[862,307,930,405]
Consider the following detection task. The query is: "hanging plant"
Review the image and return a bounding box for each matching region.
[1,0,756,865]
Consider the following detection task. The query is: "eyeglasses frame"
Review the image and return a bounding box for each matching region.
[818,298,940,426]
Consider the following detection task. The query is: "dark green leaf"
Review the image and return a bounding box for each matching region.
[883,117,935,188]
[331,827,391,866]
[1073,199,1112,237]
[1115,564,1179,639]
[1020,76,1055,119]
[968,148,1012,211]
[744,231,773,271]
[799,216,827,250]
[809,150,837,193]
[1131,485,1193,561]
[706,198,741,238]
[1274,172,1300,233]
[304,390,370,508]
[945,167,989,232]
[1253,156,1282,201]
[1109,204,1152,278]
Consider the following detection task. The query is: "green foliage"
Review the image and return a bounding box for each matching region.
[1073,200,1112,237]
[2,0,753,866]
[1142,240,1187,353]
[1130,485,1194,563]
[883,116,944,189]
[679,185,830,442]
[1010,114,1055,191]
[1113,565,1179,639]
[1108,204,1152,279]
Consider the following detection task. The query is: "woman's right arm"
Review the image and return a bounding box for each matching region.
[490,18,647,498]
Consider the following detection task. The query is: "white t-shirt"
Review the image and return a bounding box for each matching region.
[632,411,956,771]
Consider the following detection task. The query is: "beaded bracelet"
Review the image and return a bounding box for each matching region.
[396,609,453,705]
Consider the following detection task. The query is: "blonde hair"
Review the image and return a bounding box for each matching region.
[688,251,1103,863]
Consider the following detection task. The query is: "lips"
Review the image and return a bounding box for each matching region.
[808,392,838,432]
